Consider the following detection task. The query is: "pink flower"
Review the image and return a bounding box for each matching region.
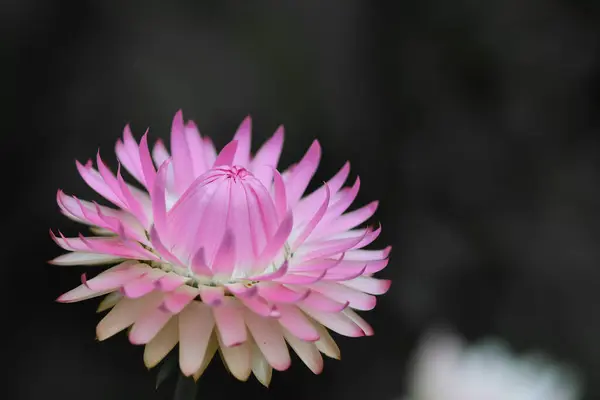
[51,110,391,385]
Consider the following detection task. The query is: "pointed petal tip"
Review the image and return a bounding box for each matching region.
[380,279,392,293]
[55,294,68,303]
[383,246,392,257]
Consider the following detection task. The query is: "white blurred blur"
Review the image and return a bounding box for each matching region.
[403,329,582,400]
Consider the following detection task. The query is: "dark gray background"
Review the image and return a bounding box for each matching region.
[4,0,600,399]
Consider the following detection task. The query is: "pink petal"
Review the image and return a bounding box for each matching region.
[249,261,288,281]
[290,184,330,252]
[203,137,217,166]
[227,182,255,272]
[76,160,125,208]
[285,140,321,207]
[151,159,171,238]
[116,167,149,227]
[149,226,184,267]
[56,285,112,303]
[344,246,391,262]
[295,231,369,263]
[342,308,374,336]
[136,131,157,191]
[152,139,170,167]
[308,282,376,311]
[251,125,284,187]
[272,169,287,222]
[213,140,238,167]
[300,307,364,337]
[352,225,382,249]
[289,254,344,272]
[293,161,350,222]
[190,247,212,276]
[129,306,172,344]
[317,264,367,281]
[256,211,293,268]
[77,233,156,260]
[227,283,258,298]
[83,262,148,291]
[321,177,361,223]
[56,191,145,241]
[273,270,327,285]
[258,283,310,304]
[155,272,190,292]
[277,304,320,341]
[313,201,379,237]
[161,286,198,314]
[341,276,391,295]
[199,285,224,306]
[232,116,252,167]
[115,139,141,185]
[300,290,349,313]
[96,152,127,205]
[122,269,165,298]
[211,230,236,277]
[184,121,207,176]
[181,176,231,266]
[171,110,195,194]
[213,298,247,347]
[239,296,276,317]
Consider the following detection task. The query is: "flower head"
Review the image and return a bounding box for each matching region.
[52,111,391,385]
[404,330,581,400]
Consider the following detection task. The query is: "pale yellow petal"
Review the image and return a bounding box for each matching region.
[96,292,123,313]
[96,291,163,341]
[244,308,291,371]
[313,322,341,360]
[283,329,323,374]
[179,301,215,376]
[250,337,273,387]
[217,331,251,381]
[144,316,179,368]
[193,333,218,382]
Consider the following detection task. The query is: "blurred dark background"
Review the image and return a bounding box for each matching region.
[4,0,600,399]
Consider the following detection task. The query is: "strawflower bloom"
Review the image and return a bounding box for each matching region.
[403,330,581,400]
[51,111,391,386]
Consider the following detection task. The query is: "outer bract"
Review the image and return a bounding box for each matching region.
[52,111,391,385]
